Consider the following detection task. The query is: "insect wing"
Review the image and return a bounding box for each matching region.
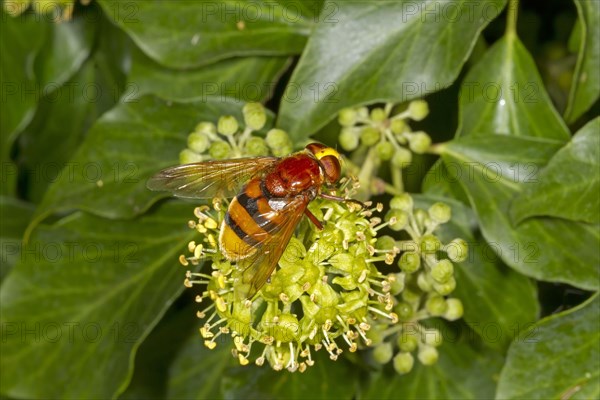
[147,156,277,199]
[235,195,309,300]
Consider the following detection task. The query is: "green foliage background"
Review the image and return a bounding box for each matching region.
[1,0,598,399]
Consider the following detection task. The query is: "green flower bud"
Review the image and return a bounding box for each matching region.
[390,273,405,295]
[376,235,396,250]
[395,302,414,321]
[418,345,438,365]
[398,251,420,273]
[356,106,369,119]
[390,193,413,211]
[390,118,407,135]
[433,277,456,296]
[428,202,451,224]
[373,342,394,364]
[243,102,267,130]
[417,272,433,292]
[422,328,443,347]
[446,238,468,263]
[408,131,431,154]
[217,115,239,136]
[444,298,464,321]
[339,127,359,151]
[338,107,358,126]
[430,260,454,283]
[391,147,412,168]
[376,141,394,161]
[398,331,419,352]
[360,126,380,146]
[272,313,300,343]
[179,149,204,164]
[420,234,441,254]
[385,209,409,231]
[209,141,232,160]
[245,136,268,156]
[195,121,217,135]
[425,295,448,316]
[402,288,421,304]
[265,129,292,156]
[187,132,210,153]
[408,99,429,121]
[370,107,387,122]
[414,209,428,230]
[365,324,386,346]
[393,352,414,374]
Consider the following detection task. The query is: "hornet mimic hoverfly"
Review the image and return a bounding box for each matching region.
[147,143,359,300]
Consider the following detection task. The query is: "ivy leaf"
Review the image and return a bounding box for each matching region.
[0,200,195,399]
[130,46,290,102]
[29,96,273,234]
[0,12,47,161]
[359,323,503,399]
[98,0,319,69]
[277,0,506,140]
[221,353,358,399]
[510,118,600,225]
[0,196,34,281]
[457,34,570,140]
[442,135,600,291]
[564,0,600,123]
[496,294,600,399]
[414,195,539,350]
[422,160,470,206]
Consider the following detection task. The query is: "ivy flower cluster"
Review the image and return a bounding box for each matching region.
[180,102,292,164]
[176,103,466,375]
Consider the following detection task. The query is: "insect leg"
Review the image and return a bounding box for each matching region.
[304,208,323,230]
[319,193,366,209]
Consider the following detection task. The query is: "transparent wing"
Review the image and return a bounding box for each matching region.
[146,157,277,199]
[234,195,309,300]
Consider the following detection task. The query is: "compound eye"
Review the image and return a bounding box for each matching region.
[319,155,341,183]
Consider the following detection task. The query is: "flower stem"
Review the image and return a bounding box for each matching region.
[506,0,519,38]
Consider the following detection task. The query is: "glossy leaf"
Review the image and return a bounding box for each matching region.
[98,0,319,69]
[221,352,358,400]
[359,323,503,400]
[422,160,470,205]
[511,118,600,225]
[17,60,98,203]
[130,47,290,102]
[30,96,271,232]
[414,195,539,350]
[457,34,570,140]
[496,294,600,399]
[564,0,600,123]
[0,196,34,281]
[0,12,46,161]
[442,135,600,291]
[0,200,195,399]
[277,0,506,140]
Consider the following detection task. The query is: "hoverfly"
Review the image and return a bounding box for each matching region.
[147,143,357,300]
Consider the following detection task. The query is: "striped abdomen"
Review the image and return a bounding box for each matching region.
[219,177,287,261]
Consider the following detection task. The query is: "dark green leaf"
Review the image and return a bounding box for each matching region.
[0,12,47,161]
[414,195,539,350]
[130,46,290,102]
[496,294,600,400]
[442,135,600,291]
[0,200,195,399]
[221,352,358,400]
[457,34,570,140]
[359,323,503,399]
[34,13,95,91]
[511,117,600,225]
[0,196,34,281]
[564,0,600,123]
[17,60,98,203]
[29,96,268,232]
[97,0,319,69]
[277,0,507,140]
[422,160,470,205]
